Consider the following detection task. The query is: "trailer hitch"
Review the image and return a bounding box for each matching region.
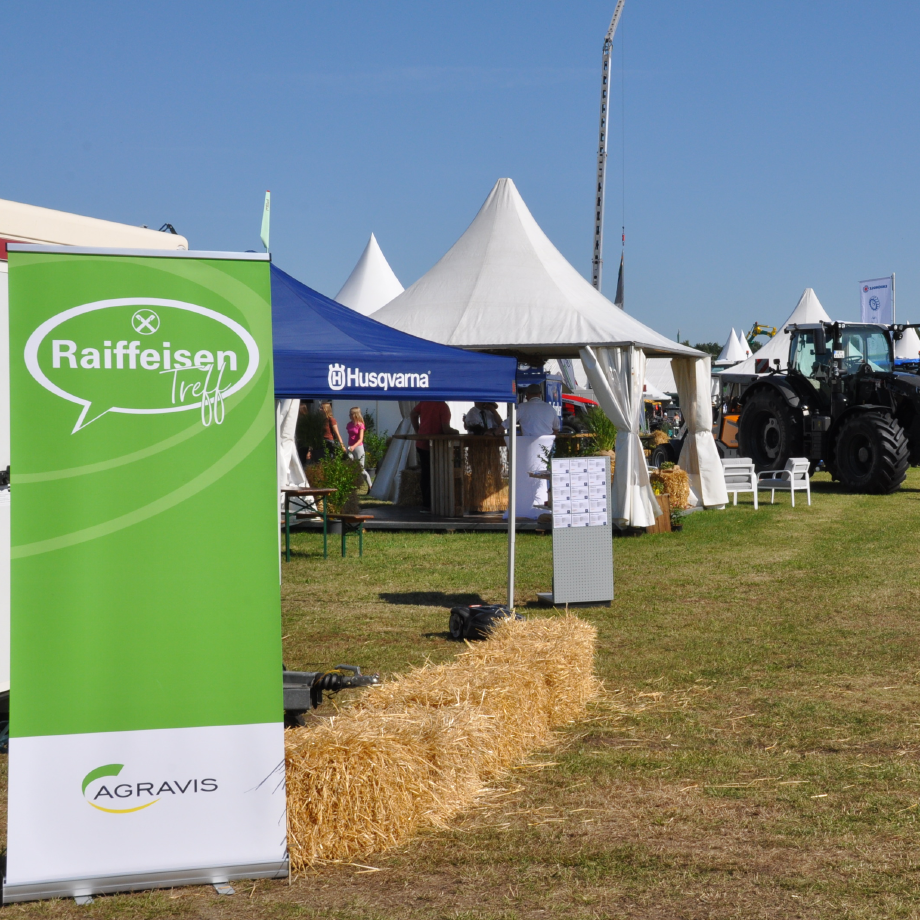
[283,665,381,725]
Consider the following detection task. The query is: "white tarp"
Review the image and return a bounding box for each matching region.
[580,346,660,529]
[275,399,308,508]
[335,232,405,316]
[672,357,729,509]
[372,178,700,360]
[645,357,678,396]
[726,289,832,375]
[895,325,920,360]
[369,401,417,502]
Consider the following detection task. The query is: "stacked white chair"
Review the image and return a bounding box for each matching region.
[721,457,758,509]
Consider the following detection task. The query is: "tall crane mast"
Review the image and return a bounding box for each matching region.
[591,0,626,295]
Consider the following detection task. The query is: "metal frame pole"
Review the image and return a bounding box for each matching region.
[507,401,517,609]
[892,272,896,324]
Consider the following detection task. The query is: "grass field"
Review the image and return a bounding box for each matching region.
[5,469,920,918]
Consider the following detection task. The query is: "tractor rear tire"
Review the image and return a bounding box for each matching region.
[650,444,673,468]
[737,389,803,472]
[832,412,909,494]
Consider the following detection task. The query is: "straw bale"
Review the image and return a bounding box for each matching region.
[649,466,690,510]
[285,614,598,870]
[396,468,423,507]
[649,430,670,447]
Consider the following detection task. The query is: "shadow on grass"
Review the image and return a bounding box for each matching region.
[379,591,485,607]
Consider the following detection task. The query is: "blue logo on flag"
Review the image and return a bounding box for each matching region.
[869,296,881,312]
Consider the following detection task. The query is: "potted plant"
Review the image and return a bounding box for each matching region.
[585,406,617,461]
[310,447,363,527]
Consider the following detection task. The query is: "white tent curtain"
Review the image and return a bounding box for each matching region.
[580,346,660,529]
[671,357,728,509]
[275,399,308,508]
[369,400,417,502]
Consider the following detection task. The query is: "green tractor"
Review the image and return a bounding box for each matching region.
[736,322,920,493]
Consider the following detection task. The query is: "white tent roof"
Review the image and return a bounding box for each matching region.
[738,329,753,357]
[646,357,678,394]
[0,197,188,250]
[643,380,671,402]
[372,178,701,359]
[335,232,405,316]
[726,288,832,375]
[714,328,747,365]
[895,325,920,359]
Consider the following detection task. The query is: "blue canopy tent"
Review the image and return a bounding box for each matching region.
[270,265,521,605]
[271,266,516,402]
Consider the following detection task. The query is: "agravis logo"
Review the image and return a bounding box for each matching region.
[82,763,218,814]
[326,363,430,392]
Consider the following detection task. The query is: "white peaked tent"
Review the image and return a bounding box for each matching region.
[738,330,753,358]
[895,325,920,360]
[333,234,409,475]
[335,232,405,316]
[726,289,832,375]
[715,329,747,366]
[373,178,727,526]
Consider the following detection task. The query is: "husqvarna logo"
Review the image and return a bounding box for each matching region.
[328,363,346,391]
[326,364,430,392]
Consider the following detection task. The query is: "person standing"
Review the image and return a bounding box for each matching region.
[508,384,561,436]
[410,401,453,510]
[346,407,374,490]
[320,401,345,456]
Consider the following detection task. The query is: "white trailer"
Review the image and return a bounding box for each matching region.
[0,198,189,697]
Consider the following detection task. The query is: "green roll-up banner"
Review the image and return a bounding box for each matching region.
[4,248,286,902]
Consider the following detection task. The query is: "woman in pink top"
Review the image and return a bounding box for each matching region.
[346,407,374,489]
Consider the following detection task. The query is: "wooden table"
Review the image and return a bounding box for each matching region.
[393,433,506,516]
[281,488,335,561]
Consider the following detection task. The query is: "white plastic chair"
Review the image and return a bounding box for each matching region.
[721,457,758,509]
[757,458,812,507]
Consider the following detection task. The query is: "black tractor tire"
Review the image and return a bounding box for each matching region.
[650,444,673,468]
[832,412,909,494]
[904,417,920,467]
[737,389,803,472]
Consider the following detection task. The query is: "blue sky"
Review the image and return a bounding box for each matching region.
[2,2,917,343]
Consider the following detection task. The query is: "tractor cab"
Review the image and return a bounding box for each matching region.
[788,322,893,389]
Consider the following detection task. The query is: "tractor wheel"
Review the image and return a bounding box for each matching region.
[650,444,673,468]
[832,412,909,494]
[737,389,803,472]
[905,417,920,467]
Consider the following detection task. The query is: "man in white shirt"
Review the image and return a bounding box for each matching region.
[508,384,561,437]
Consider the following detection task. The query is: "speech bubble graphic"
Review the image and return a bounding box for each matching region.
[24,298,259,433]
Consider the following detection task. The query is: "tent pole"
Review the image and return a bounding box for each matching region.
[507,400,517,609]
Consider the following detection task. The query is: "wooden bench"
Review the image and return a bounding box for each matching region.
[327,513,374,557]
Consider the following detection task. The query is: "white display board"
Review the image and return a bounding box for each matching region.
[551,457,609,528]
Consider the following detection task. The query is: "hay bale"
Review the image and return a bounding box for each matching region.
[396,468,423,507]
[649,430,670,447]
[285,615,599,869]
[649,466,690,509]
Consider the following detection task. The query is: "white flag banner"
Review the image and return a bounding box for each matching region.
[860,276,893,324]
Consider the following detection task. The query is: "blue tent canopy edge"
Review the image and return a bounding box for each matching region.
[271,265,517,403]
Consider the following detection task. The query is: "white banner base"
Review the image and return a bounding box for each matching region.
[3,860,288,904]
[5,722,287,902]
